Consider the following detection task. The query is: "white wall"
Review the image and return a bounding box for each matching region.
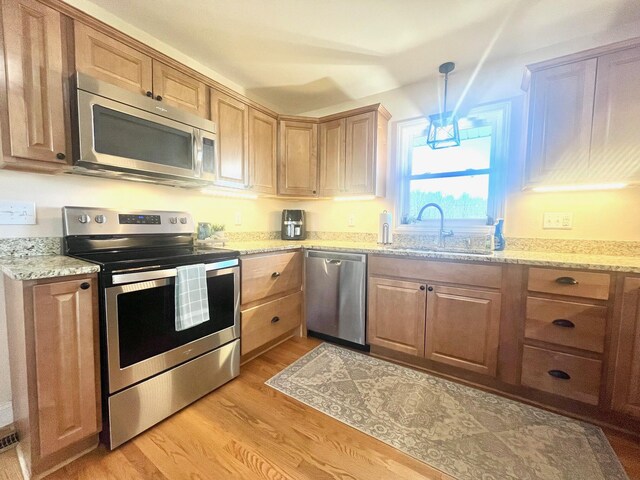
[300,21,640,241]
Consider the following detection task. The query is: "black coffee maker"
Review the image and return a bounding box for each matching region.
[281,210,306,240]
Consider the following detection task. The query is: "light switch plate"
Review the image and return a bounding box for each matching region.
[0,200,36,224]
[543,212,573,229]
[348,214,355,227]
[234,212,242,225]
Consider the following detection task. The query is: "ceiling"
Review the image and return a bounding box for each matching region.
[83,0,640,114]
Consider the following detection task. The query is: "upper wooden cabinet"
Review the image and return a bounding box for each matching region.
[523,41,640,187]
[278,119,318,196]
[210,89,249,188]
[248,107,277,195]
[74,21,152,96]
[612,277,640,419]
[318,105,390,196]
[0,0,70,170]
[74,22,208,117]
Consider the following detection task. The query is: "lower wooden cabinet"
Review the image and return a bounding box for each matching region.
[240,250,303,361]
[425,285,501,376]
[3,274,100,478]
[367,277,426,357]
[367,262,501,377]
[612,277,640,419]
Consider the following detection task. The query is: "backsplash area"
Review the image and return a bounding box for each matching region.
[506,238,640,257]
[0,237,61,257]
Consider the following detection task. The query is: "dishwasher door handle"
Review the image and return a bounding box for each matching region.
[325,259,342,266]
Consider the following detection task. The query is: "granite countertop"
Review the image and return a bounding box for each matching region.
[0,255,100,281]
[3,240,640,281]
[224,240,640,273]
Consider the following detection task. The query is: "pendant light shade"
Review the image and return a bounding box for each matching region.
[426,62,460,150]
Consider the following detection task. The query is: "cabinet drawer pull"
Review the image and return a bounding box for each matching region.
[555,276,578,285]
[548,369,571,380]
[552,319,575,328]
[56,152,66,160]
[80,282,91,290]
[271,272,281,278]
[155,95,163,101]
[419,285,425,291]
[146,91,153,97]
[271,316,280,324]
[427,286,434,292]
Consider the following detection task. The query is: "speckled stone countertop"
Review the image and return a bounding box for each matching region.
[0,255,100,281]
[224,240,640,273]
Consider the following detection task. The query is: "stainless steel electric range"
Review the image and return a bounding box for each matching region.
[63,206,240,449]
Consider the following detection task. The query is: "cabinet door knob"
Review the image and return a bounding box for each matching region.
[427,286,434,292]
[271,272,281,278]
[56,152,65,160]
[271,316,280,324]
[156,95,163,101]
[80,282,91,290]
[552,319,575,328]
[419,285,426,291]
[555,276,578,285]
[146,91,153,97]
[548,369,571,380]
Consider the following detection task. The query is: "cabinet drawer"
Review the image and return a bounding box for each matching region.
[527,268,610,300]
[241,291,302,355]
[521,345,602,405]
[241,251,302,305]
[524,297,607,353]
[369,255,502,289]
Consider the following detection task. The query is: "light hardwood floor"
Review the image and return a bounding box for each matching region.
[1,336,638,479]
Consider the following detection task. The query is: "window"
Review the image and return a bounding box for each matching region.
[397,102,510,233]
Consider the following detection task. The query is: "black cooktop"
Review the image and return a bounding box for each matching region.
[68,246,239,273]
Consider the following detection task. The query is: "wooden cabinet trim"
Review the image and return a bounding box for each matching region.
[527,267,610,300]
[318,118,346,196]
[277,120,318,196]
[344,111,376,194]
[241,251,303,306]
[152,60,208,117]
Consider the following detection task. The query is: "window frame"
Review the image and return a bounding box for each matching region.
[395,101,511,234]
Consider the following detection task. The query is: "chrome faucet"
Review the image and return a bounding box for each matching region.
[416,202,454,248]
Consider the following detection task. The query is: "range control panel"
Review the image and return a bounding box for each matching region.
[62,207,193,236]
[119,214,162,225]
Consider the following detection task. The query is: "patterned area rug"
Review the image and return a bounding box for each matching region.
[266,343,628,480]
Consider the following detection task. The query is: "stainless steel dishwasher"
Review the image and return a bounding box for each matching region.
[305,250,367,347]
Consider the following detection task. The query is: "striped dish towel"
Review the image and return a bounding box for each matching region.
[175,264,210,331]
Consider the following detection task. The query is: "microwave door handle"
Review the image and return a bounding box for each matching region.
[193,128,204,178]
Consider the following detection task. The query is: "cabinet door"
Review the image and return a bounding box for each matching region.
[525,59,596,186]
[345,111,376,193]
[33,278,99,457]
[591,46,640,183]
[278,120,318,196]
[248,108,277,194]
[2,0,68,164]
[368,277,426,357]
[425,285,501,376]
[211,90,248,187]
[319,119,345,196]
[74,22,152,96]
[152,60,208,117]
[612,277,640,419]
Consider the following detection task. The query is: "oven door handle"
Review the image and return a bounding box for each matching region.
[111,258,239,285]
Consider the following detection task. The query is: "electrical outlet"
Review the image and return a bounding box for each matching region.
[234,211,242,225]
[543,212,573,229]
[348,214,356,227]
[0,200,36,224]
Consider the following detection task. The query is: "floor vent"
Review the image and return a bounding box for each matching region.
[0,427,18,453]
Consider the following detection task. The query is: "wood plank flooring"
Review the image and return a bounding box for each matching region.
[1,336,639,479]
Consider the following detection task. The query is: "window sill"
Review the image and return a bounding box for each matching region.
[395,223,494,236]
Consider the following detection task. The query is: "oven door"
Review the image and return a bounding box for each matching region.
[77,90,201,179]
[104,261,239,394]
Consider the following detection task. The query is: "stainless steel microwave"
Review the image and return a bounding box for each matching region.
[74,73,216,186]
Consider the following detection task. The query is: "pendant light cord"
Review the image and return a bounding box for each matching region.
[443,72,448,114]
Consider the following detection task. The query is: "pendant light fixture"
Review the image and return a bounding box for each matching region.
[426,62,460,149]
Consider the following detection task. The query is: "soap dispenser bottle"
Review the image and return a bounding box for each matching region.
[494,218,505,251]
